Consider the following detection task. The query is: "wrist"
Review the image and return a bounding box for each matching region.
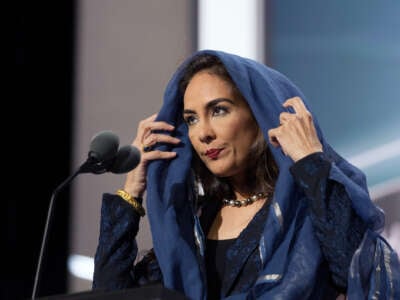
[116,189,146,216]
[293,148,323,162]
[123,186,144,199]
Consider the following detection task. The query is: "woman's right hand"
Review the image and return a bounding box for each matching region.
[123,113,180,198]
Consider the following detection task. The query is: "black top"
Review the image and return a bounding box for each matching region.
[201,197,272,299]
[205,238,236,300]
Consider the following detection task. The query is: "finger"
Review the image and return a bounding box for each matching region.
[144,113,158,122]
[279,112,295,124]
[149,121,175,132]
[140,121,175,143]
[267,128,281,148]
[283,97,308,115]
[142,134,180,149]
[142,150,177,160]
[139,113,167,131]
[139,114,158,134]
[140,120,175,133]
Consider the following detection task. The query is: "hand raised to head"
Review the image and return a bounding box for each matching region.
[267,97,323,162]
[123,113,180,197]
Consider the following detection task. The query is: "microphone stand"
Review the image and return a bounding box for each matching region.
[31,158,110,299]
[31,168,80,300]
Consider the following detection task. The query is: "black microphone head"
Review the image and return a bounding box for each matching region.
[89,130,120,162]
[110,145,141,174]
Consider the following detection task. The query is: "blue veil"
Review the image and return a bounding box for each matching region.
[146,50,399,299]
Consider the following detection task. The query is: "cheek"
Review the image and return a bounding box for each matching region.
[230,121,260,159]
[188,132,200,153]
[225,117,258,143]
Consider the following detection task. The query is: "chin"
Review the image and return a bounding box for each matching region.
[207,165,237,178]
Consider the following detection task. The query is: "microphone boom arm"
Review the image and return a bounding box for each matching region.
[31,167,81,300]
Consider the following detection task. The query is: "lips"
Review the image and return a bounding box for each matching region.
[205,148,223,159]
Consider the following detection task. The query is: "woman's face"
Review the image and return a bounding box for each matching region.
[183,71,260,179]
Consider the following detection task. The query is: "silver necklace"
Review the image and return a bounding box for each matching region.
[222,192,267,207]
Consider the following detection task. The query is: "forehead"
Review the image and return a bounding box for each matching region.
[183,71,238,106]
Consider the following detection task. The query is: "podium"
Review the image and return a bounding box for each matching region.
[37,284,189,300]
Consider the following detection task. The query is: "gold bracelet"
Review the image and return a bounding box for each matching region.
[116,189,146,217]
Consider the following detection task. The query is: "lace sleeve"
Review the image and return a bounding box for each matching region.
[290,152,367,291]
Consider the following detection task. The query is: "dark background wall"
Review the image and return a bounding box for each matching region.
[9,1,75,299]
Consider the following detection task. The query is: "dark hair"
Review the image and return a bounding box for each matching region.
[179,54,241,97]
[179,54,278,203]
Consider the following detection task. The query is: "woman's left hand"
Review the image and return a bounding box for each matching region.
[268,97,323,162]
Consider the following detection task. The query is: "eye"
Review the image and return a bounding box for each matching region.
[212,105,228,116]
[184,115,198,126]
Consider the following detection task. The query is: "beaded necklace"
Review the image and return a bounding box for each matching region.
[222,192,268,207]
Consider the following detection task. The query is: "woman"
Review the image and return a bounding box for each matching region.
[93,50,399,299]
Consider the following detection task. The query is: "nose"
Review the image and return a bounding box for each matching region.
[198,120,216,144]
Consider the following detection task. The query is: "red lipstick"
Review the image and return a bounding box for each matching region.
[205,148,223,159]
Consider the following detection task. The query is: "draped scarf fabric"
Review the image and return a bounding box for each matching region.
[146,50,399,299]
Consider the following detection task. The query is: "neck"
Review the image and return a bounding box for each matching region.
[228,175,259,200]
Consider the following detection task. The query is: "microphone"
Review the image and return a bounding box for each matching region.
[110,145,141,174]
[31,130,141,299]
[78,130,120,174]
[89,130,120,161]
[78,130,141,175]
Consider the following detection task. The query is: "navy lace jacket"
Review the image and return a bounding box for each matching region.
[93,152,366,299]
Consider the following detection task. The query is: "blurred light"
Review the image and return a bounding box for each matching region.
[348,139,400,169]
[198,0,265,62]
[68,254,94,281]
[370,177,400,200]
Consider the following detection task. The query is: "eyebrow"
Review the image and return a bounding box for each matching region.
[183,98,234,114]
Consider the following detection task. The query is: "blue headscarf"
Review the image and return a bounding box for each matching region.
[146,50,399,299]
